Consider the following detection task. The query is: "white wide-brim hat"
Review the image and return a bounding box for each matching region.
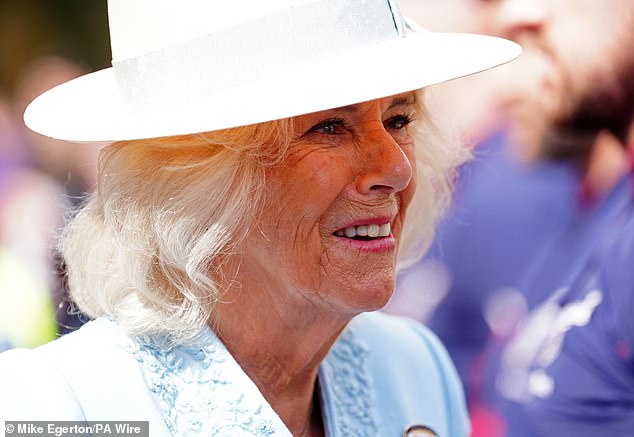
[25,0,520,142]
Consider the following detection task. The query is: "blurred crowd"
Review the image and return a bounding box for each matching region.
[0,55,102,348]
[0,1,107,350]
[2,0,634,435]
[387,0,634,435]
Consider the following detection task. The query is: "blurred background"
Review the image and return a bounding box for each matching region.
[2,0,500,353]
[0,0,108,350]
[4,2,630,436]
[0,0,523,373]
[388,0,634,436]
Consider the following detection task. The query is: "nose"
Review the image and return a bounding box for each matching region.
[355,130,413,195]
[494,0,547,39]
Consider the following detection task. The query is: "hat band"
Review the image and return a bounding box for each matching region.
[112,0,406,114]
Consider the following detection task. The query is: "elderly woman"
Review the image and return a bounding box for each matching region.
[0,0,518,436]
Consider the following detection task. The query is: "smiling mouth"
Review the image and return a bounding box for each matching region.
[333,223,391,240]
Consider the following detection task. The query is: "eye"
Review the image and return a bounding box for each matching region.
[385,113,416,130]
[304,118,348,136]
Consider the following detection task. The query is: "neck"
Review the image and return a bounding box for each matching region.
[579,130,631,200]
[212,267,347,436]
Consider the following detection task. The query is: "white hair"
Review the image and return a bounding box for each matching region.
[397,92,468,269]
[60,90,467,344]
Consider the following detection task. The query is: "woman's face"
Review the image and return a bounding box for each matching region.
[240,92,418,316]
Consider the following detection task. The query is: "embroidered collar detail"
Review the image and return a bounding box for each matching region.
[320,324,378,437]
[121,327,291,436]
[111,319,377,437]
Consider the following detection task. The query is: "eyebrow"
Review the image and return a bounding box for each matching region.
[387,95,416,110]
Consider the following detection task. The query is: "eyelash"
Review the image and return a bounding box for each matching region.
[388,113,417,130]
[306,117,347,135]
[305,113,416,136]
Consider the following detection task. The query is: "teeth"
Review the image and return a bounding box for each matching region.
[378,223,390,236]
[368,224,379,237]
[335,223,391,239]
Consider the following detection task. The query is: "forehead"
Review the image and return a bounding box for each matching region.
[315,91,418,115]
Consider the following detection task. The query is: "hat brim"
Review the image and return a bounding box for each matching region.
[25,31,520,142]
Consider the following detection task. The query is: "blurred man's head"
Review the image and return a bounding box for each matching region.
[473,0,634,159]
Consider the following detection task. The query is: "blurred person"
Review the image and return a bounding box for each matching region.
[471,1,634,434]
[14,55,100,204]
[9,56,101,335]
[387,0,634,434]
[0,96,29,176]
[0,0,519,434]
[0,97,58,351]
[514,174,634,435]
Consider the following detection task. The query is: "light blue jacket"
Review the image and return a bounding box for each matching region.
[0,312,469,436]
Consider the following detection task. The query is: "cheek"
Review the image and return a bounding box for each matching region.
[264,153,351,241]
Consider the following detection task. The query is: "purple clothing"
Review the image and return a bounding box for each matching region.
[391,132,634,434]
[499,175,634,436]
[393,132,591,397]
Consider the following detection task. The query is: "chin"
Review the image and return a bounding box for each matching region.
[346,273,396,313]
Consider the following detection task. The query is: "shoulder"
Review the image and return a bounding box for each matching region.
[341,312,470,436]
[0,318,168,428]
[348,311,457,368]
[600,212,634,307]
[581,209,634,354]
[0,347,85,420]
[521,205,634,435]
[0,318,124,420]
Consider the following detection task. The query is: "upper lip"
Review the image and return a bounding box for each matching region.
[333,214,396,234]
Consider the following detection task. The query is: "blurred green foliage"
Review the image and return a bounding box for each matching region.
[0,0,109,96]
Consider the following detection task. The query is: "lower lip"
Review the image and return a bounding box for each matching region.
[333,234,396,253]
